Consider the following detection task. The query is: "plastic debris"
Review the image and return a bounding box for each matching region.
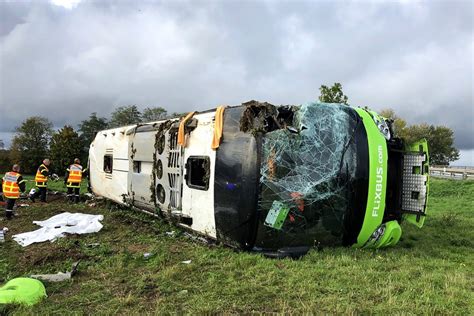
[165,231,176,237]
[30,272,71,282]
[12,212,104,247]
[18,203,30,208]
[183,232,209,244]
[181,260,192,264]
[178,290,188,296]
[31,261,80,283]
[86,242,100,248]
[264,201,290,230]
[0,278,47,306]
[143,253,153,259]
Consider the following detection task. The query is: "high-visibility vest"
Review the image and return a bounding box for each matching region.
[66,164,83,188]
[35,164,49,187]
[2,171,21,199]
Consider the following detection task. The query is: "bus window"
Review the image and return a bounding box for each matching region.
[186,156,210,190]
[133,161,141,173]
[104,155,113,173]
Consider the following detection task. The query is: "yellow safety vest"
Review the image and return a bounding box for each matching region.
[35,164,49,187]
[66,164,83,188]
[2,171,21,199]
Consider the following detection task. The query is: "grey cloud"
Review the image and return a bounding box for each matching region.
[0,0,472,150]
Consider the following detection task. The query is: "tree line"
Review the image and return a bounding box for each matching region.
[0,86,460,174]
[0,106,184,174]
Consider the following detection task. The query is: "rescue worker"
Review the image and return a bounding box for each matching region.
[30,159,51,203]
[2,164,26,219]
[64,158,87,203]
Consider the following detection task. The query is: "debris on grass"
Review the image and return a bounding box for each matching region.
[178,290,188,296]
[12,212,104,247]
[86,242,100,248]
[183,232,209,244]
[30,261,80,283]
[181,260,191,264]
[143,253,153,259]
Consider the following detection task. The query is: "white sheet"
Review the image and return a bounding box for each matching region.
[13,212,104,247]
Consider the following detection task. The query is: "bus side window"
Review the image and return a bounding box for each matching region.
[185,156,210,190]
[104,155,113,173]
[133,161,141,173]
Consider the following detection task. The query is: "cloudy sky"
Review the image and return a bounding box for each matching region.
[0,0,472,165]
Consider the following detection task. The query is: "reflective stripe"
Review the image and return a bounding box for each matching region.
[35,164,49,186]
[70,164,82,171]
[2,171,21,199]
[67,164,82,183]
[4,173,18,182]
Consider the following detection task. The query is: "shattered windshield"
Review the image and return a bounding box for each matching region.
[256,102,362,247]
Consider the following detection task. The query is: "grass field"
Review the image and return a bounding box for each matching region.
[0,178,473,314]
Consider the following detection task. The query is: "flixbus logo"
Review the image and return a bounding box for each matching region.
[372,144,384,217]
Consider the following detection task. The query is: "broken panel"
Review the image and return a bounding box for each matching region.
[255,102,364,248]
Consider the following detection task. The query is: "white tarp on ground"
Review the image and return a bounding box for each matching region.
[13,212,104,247]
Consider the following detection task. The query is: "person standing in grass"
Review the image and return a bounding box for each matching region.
[2,164,26,220]
[64,158,87,203]
[30,158,52,203]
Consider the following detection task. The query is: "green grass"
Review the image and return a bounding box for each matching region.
[1,179,473,314]
[21,175,89,194]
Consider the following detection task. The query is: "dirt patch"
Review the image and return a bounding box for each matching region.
[18,242,87,267]
[125,243,150,254]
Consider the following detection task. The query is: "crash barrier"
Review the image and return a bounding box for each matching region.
[430,167,474,180]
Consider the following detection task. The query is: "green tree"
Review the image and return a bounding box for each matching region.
[379,108,408,138]
[78,112,108,146]
[403,124,459,165]
[319,82,349,104]
[0,149,12,173]
[379,109,459,165]
[9,116,53,174]
[109,105,142,127]
[142,107,168,122]
[50,125,84,176]
[168,112,188,119]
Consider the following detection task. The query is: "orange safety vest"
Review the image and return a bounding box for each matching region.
[66,164,83,188]
[35,164,49,187]
[2,171,21,199]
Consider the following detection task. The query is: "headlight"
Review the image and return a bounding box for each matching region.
[369,111,391,140]
[377,120,391,140]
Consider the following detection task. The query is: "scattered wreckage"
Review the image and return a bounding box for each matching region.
[89,101,429,257]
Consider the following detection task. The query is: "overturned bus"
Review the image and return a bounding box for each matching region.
[89,101,429,256]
